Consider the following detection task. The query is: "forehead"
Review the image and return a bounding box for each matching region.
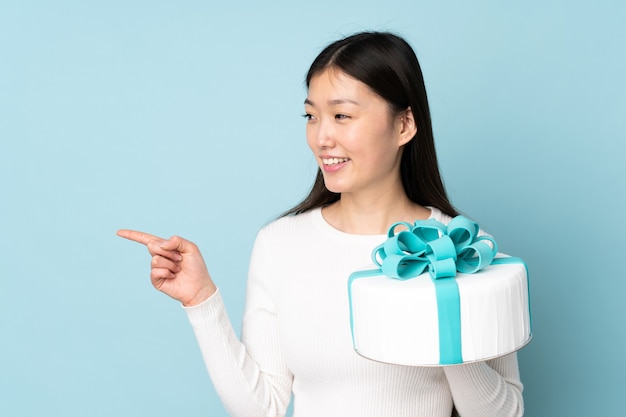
[306,68,383,107]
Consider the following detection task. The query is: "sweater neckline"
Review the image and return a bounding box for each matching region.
[309,206,440,241]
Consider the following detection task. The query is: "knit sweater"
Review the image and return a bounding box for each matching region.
[184,207,524,417]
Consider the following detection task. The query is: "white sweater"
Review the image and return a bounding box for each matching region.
[184,207,524,417]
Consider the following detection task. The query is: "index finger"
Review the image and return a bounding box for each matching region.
[116,229,164,245]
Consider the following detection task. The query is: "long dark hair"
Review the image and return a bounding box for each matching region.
[283,31,458,218]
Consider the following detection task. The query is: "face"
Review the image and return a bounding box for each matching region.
[304,68,414,197]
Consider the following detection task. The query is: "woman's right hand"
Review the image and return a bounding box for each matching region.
[117,230,217,306]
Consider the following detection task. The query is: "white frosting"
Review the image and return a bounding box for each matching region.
[349,260,531,366]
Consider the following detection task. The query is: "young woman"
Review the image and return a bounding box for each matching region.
[118,32,524,417]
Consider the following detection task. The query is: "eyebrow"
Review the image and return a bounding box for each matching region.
[304,98,360,106]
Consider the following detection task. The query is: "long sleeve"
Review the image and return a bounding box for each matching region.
[183,231,293,417]
[444,353,524,417]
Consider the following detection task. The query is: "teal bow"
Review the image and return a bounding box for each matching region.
[372,216,498,281]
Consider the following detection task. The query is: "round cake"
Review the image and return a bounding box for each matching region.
[348,258,531,366]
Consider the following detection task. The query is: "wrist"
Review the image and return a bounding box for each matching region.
[182,285,217,307]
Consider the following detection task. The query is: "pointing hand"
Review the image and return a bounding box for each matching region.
[117,230,217,306]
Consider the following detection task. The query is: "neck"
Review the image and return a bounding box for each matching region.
[322,185,431,235]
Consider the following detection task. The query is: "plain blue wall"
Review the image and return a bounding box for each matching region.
[1,1,624,416]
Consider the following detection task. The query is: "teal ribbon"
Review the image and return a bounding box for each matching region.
[348,216,504,365]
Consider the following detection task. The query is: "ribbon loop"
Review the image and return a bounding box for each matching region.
[411,219,446,242]
[447,216,479,250]
[387,221,414,238]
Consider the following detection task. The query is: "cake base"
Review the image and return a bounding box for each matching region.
[348,260,531,366]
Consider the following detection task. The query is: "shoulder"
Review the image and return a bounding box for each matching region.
[248,209,324,267]
[428,206,454,225]
[256,208,321,243]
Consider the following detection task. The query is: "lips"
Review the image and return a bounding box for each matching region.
[320,156,350,173]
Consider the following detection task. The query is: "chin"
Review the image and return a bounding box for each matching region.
[323,185,341,194]
[324,184,350,195]
[322,178,344,194]
[321,173,358,195]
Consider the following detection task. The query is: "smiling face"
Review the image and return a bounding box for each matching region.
[304,68,415,198]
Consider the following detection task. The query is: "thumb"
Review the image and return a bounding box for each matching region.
[160,235,194,253]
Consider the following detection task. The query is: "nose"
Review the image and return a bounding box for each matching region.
[309,118,335,150]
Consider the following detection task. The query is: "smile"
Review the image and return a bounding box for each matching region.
[322,157,350,165]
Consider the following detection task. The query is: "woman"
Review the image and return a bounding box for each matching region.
[118,32,524,417]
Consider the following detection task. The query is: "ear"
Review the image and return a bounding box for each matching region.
[397,107,417,146]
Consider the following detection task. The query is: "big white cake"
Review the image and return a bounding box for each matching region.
[347,216,531,366]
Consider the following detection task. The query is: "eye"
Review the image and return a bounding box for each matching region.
[302,113,315,121]
[335,114,350,120]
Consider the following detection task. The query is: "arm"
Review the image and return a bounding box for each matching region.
[117,229,293,417]
[184,288,292,417]
[444,353,523,417]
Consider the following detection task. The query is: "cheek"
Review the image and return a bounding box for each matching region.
[366,134,402,166]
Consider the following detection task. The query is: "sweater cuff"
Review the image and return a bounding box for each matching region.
[182,288,226,329]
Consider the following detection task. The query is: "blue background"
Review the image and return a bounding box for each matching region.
[1,1,624,416]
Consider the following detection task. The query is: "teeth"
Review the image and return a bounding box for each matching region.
[322,157,349,165]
